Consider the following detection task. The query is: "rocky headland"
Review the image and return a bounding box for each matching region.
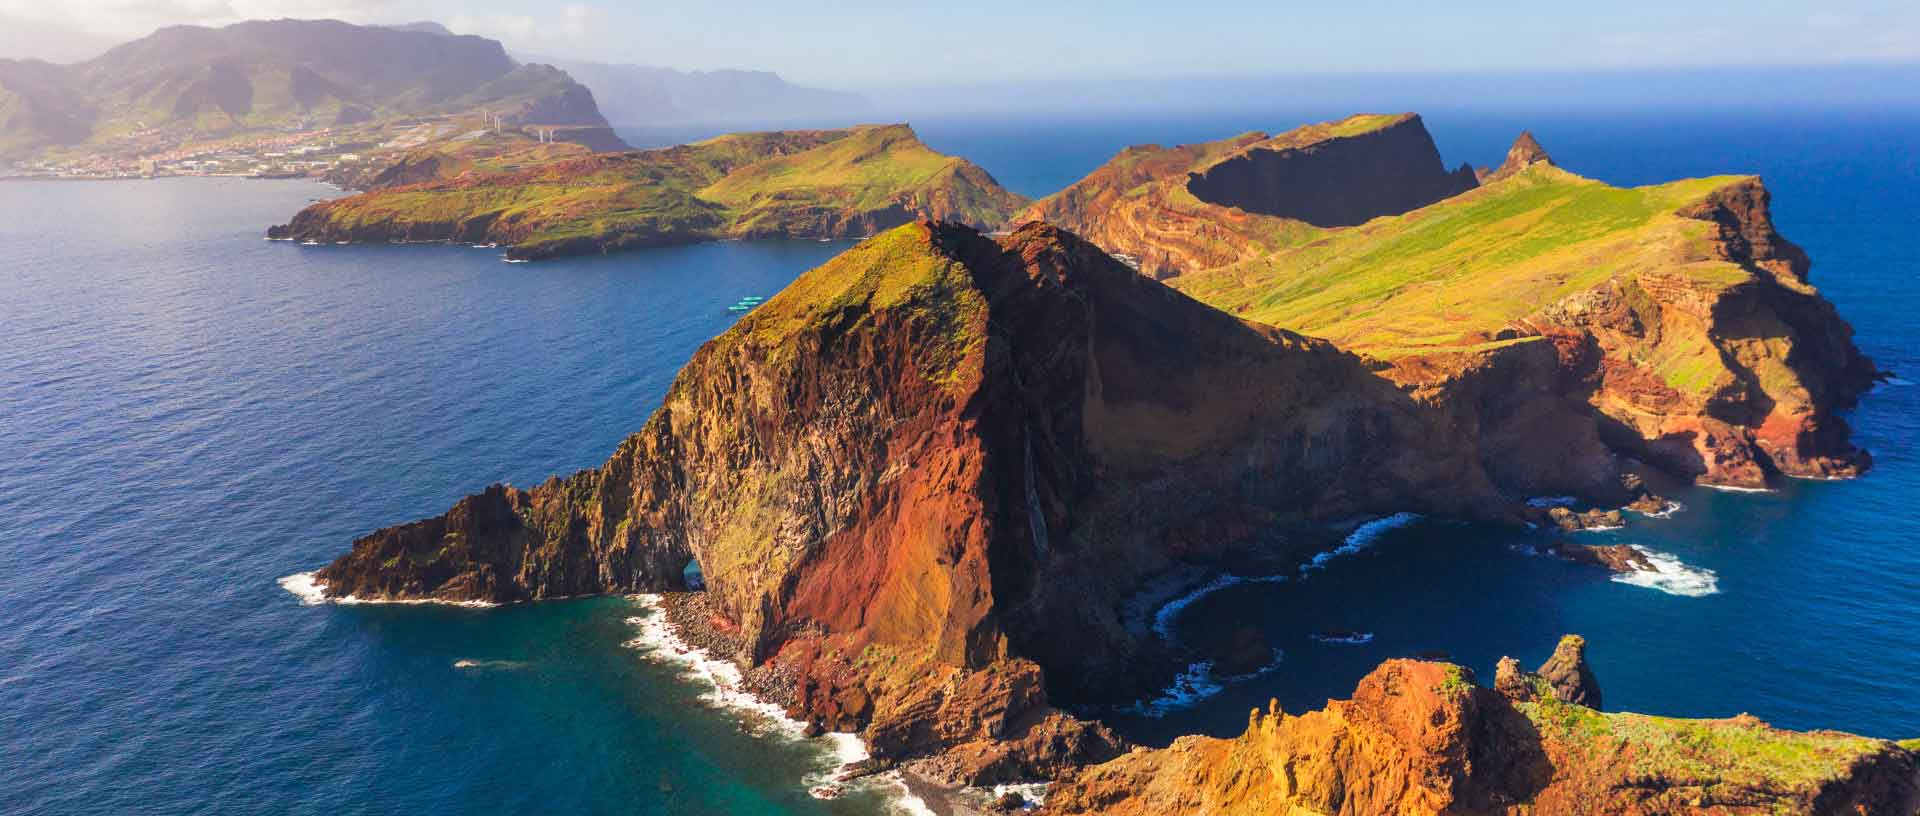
[301,113,1902,813]
[1016,113,1475,280]
[1046,640,1920,815]
[1038,116,1877,490]
[269,124,1026,260]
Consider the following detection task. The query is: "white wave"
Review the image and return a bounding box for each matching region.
[1124,649,1284,718]
[1702,483,1775,493]
[1303,512,1422,573]
[1526,495,1578,508]
[624,595,885,801]
[879,774,938,816]
[1609,546,1720,597]
[1311,632,1374,645]
[960,781,1050,810]
[276,571,498,608]
[452,659,526,670]
[1879,376,1913,388]
[1634,500,1684,519]
[1573,523,1625,533]
[278,571,329,604]
[1151,573,1284,641]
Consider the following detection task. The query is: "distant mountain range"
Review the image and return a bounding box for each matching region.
[0,19,608,159]
[0,18,873,164]
[542,60,871,126]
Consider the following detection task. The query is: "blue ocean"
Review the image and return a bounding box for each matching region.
[2,107,1916,814]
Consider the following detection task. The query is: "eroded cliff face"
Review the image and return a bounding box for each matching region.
[315,220,1508,777]
[1047,653,1920,816]
[1183,113,1477,227]
[1017,114,1474,279]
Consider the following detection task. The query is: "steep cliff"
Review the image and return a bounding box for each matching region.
[314,220,1511,770]
[1017,113,1475,279]
[1047,652,1920,816]
[1172,134,1878,488]
[271,125,1028,260]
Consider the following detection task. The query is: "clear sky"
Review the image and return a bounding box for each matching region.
[3,0,1917,87]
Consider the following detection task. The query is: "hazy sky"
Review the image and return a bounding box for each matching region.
[3,0,1917,87]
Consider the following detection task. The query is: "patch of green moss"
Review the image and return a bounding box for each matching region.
[1521,701,1890,791]
[727,223,987,390]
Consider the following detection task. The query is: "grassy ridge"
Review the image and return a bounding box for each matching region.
[1171,165,1750,358]
[284,124,1027,258]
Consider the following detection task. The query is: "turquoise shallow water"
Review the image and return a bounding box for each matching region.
[1,109,1916,813]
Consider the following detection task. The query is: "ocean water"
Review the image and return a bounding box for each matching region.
[1,108,1916,813]
[0,179,885,815]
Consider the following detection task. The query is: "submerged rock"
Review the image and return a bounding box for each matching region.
[1540,540,1656,574]
[1545,506,1626,531]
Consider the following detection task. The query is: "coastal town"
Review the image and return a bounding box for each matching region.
[0,117,476,181]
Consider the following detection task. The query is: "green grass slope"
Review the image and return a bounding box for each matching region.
[274,124,1028,259]
[1171,164,1748,357]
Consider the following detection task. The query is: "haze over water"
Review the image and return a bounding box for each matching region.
[1,107,1916,814]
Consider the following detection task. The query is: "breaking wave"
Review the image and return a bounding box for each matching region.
[1303,512,1423,573]
[277,571,498,608]
[1609,546,1721,597]
[1152,573,1284,640]
[623,595,875,802]
[452,659,526,671]
[1123,649,1285,718]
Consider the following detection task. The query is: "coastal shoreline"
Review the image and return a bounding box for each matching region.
[632,592,987,815]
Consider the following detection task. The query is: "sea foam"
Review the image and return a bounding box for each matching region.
[1303,512,1423,573]
[1123,648,1284,718]
[276,571,498,608]
[623,595,880,802]
[1151,573,1285,641]
[1609,546,1721,597]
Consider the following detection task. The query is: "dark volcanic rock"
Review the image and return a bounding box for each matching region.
[1183,114,1478,227]
[1536,634,1602,710]
[1545,506,1625,531]
[1540,541,1656,574]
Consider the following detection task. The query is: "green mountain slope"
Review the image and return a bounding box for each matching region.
[0,19,613,160]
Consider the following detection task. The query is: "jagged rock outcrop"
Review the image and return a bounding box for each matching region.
[1479,130,1555,183]
[1047,652,1920,816]
[1533,634,1602,709]
[1537,541,1657,575]
[1017,113,1477,279]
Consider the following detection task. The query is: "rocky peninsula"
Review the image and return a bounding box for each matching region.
[268,124,1026,260]
[301,113,1906,813]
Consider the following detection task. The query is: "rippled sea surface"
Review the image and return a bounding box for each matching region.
[2,109,1916,813]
